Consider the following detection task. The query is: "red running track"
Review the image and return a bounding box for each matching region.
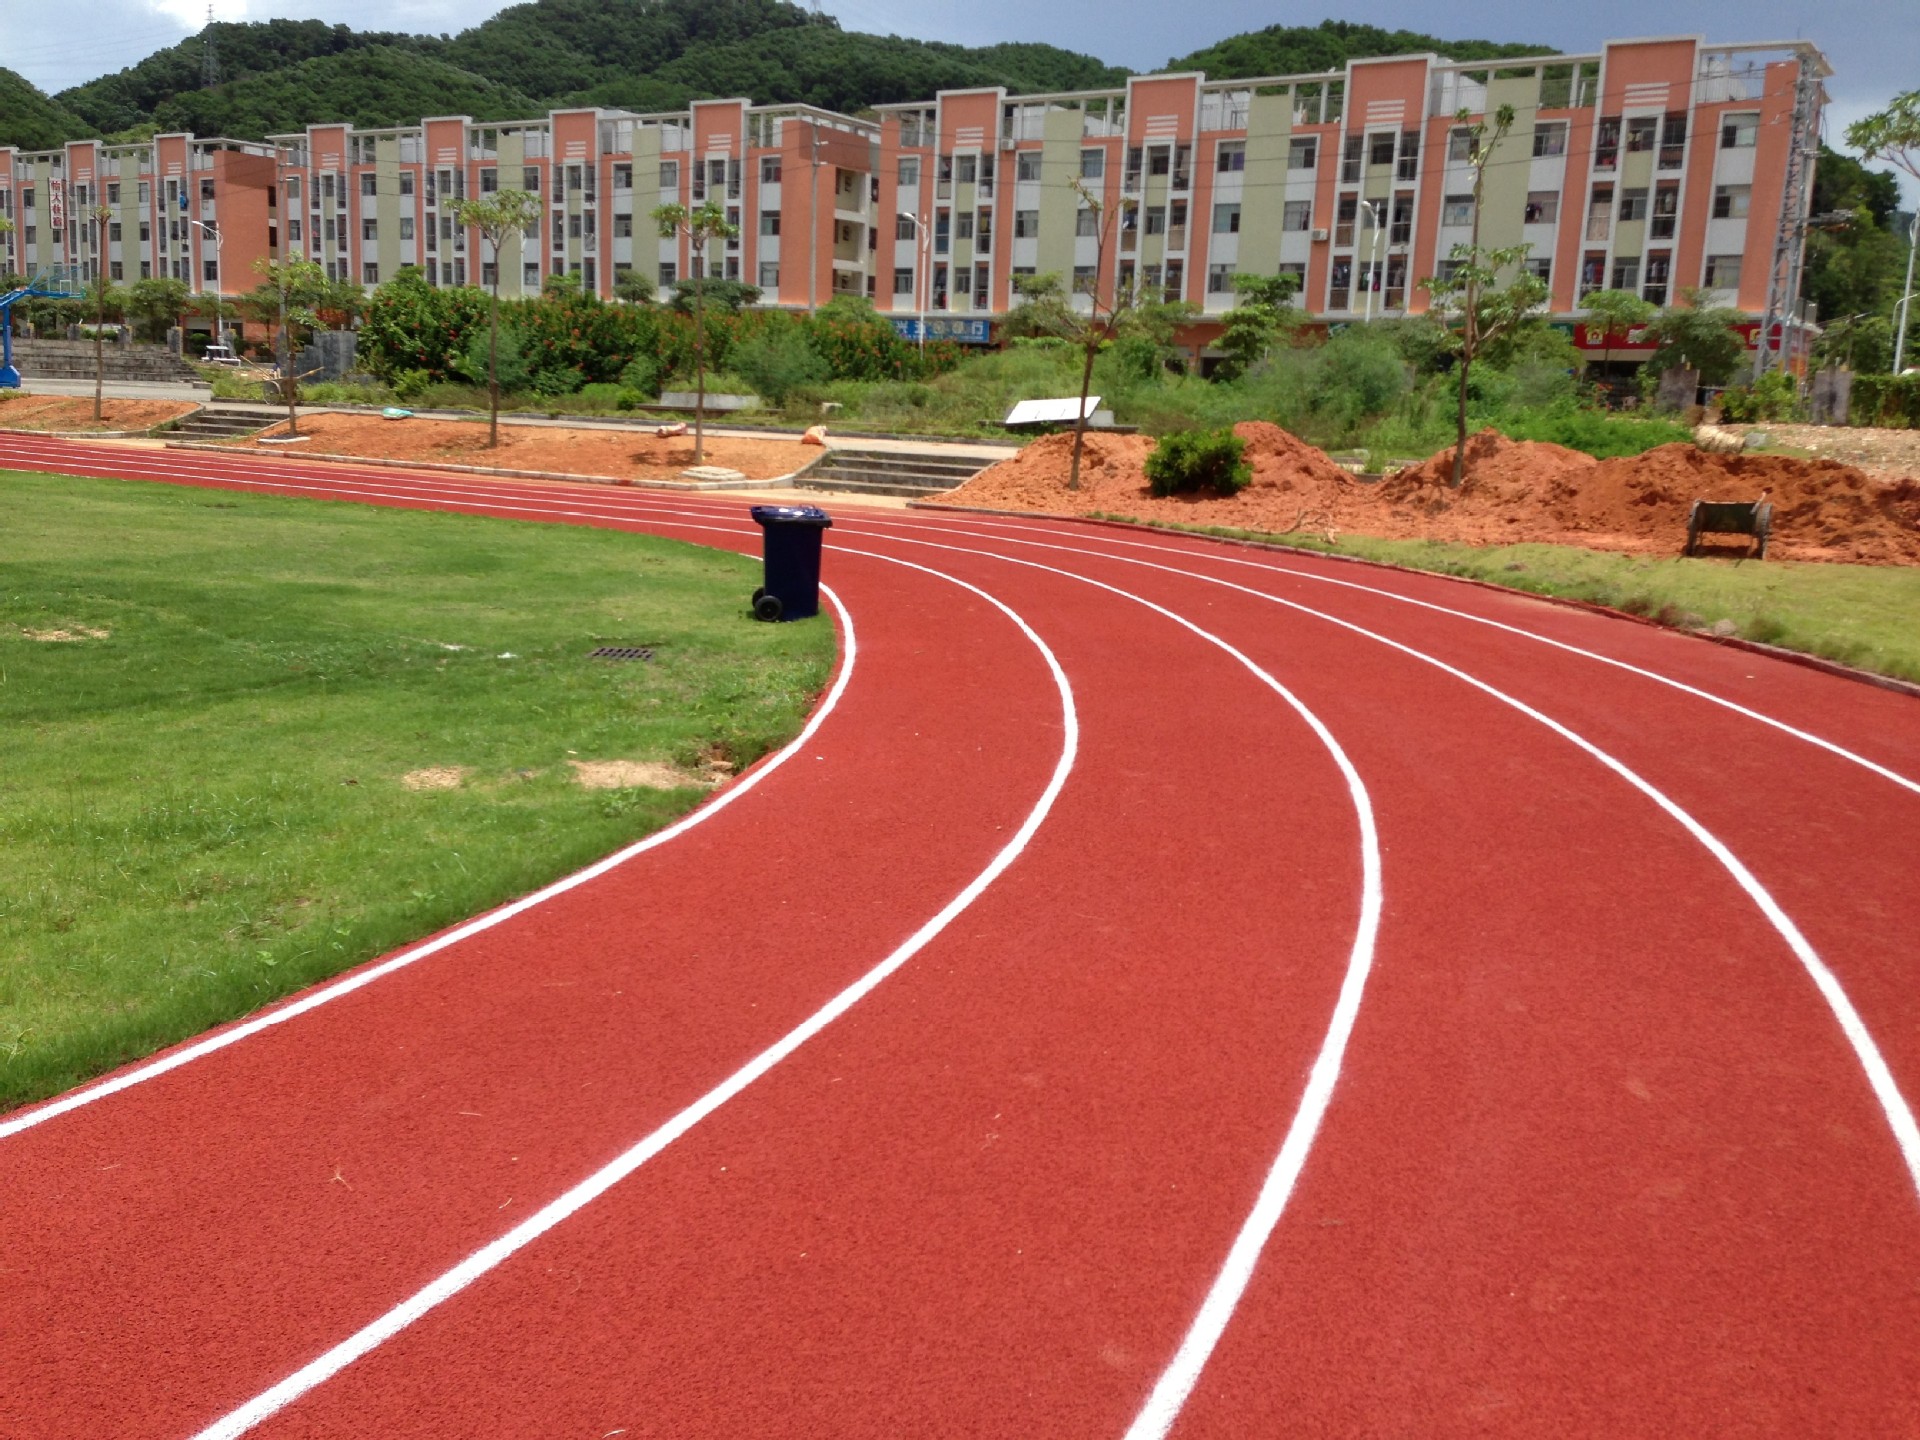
[3,434,1919,1438]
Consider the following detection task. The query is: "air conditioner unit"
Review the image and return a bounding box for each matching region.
[1312,227,1329,241]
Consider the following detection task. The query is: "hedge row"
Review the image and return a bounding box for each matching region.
[1849,373,1920,430]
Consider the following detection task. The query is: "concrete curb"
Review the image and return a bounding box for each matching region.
[907,500,1920,702]
[161,437,833,493]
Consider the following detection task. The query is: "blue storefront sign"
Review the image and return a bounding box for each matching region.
[890,317,993,345]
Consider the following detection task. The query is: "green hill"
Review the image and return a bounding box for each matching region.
[1165,19,1550,78]
[150,47,542,138]
[2,6,1556,155]
[0,66,91,150]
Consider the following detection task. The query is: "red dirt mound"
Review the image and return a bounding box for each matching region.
[1560,446,1920,565]
[1382,428,1594,501]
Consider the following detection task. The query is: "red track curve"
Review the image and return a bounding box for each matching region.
[2,434,1917,1438]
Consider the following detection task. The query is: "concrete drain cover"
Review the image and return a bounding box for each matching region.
[589,646,655,662]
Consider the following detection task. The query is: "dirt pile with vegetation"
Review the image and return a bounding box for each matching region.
[947,424,1920,565]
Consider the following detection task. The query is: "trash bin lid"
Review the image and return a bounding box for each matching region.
[750,504,833,527]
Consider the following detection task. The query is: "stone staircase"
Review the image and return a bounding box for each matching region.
[5,339,206,385]
[171,406,277,441]
[795,445,1000,499]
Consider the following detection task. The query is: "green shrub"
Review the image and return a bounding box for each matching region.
[1719,370,1799,423]
[303,381,395,406]
[1849,373,1920,429]
[1491,400,1691,459]
[1145,428,1250,497]
[618,355,659,399]
[573,383,630,411]
[730,327,830,403]
[390,369,434,402]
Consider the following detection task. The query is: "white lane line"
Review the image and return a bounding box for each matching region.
[857,512,1920,798]
[825,526,1920,1439]
[0,584,852,1142]
[190,552,1080,1440]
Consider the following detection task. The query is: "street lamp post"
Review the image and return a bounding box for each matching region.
[1357,199,1385,323]
[897,209,929,354]
[1895,212,1918,376]
[188,217,226,349]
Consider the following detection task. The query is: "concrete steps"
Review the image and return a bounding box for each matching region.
[5,339,206,385]
[172,406,275,441]
[796,446,997,498]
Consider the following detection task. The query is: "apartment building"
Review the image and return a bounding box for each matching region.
[268,100,878,306]
[0,135,276,305]
[877,35,1829,365]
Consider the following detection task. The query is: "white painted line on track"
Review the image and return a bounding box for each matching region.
[0,583,851,1142]
[856,511,1920,799]
[188,553,1080,1440]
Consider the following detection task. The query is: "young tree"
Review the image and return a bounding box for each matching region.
[1418,104,1548,485]
[1578,287,1656,382]
[454,188,542,448]
[86,206,117,422]
[1645,288,1747,387]
[125,275,191,344]
[1024,178,1143,491]
[1213,271,1301,382]
[252,255,329,437]
[613,268,656,305]
[652,200,737,465]
[1848,92,1920,372]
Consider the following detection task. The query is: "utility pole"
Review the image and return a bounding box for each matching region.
[806,126,828,314]
[1753,48,1824,380]
[1895,212,1918,376]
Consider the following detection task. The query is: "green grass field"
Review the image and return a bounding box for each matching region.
[1095,516,1920,684]
[0,471,834,1111]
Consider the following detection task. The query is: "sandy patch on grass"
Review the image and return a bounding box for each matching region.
[19,625,111,641]
[568,759,703,790]
[401,766,470,791]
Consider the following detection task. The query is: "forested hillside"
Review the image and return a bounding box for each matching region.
[4,2,1551,153]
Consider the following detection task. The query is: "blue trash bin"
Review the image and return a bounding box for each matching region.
[749,505,833,621]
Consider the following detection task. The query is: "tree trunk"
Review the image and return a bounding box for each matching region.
[279,286,297,438]
[1452,349,1471,488]
[487,263,501,449]
[692,248,707,467]
[92,292,104,423]
[1069,333,1098,492]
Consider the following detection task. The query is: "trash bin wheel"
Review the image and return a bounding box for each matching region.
[754,592,784,622]
[751,586,766,605]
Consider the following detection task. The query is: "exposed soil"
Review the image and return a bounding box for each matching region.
[944,424,1920,566]
[400,767,468,791]
[1759,422,1920,482]
[568,759,705,790]
[17,625,111,642]
[241,412,813,483]
[0,395,197,431]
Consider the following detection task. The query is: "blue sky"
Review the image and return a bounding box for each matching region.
[4,0,1913,200]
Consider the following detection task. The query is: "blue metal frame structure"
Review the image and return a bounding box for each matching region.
[1,266,88,388]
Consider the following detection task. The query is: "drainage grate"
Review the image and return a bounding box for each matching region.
[590,646,655,662]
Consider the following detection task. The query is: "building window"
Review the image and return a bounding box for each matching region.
[1525,257,1551,286]
[397,216,413,241]
[659,161,679,190]
[1206,262,1233,294]
[898,157,920,187]
[893,267,914,295]
[1611,257,1640,292]
[1213,202,1241,234]
[1396,130,1420,181]
[1713,185,1751,219]
[358,218,374,240]
[357,172,374,197]
[1071,265,1096,295]
[1704,254,1742,291]
[1369,132,1395,166]
[1618,189,1648,222]
[1524,191,1558,224]
[759,210,780,236]
[758,261,779,288]
[1076,208,1098,237]
[1341,135,1363,182]
[109,261,123,280]
[523,261,539,287]
[391,172,410,197]
[1011,209,1038,239]
[109,221,122,242]
[1389,194,1413,244]
[363,262,380,284]
[1448,128,1474,162]
[1285,136,1314,171]
[659,261,676,287]
[1721,113,1759,149]
[1659,115,1688,168]
[137,180,151,204]
[1626,117,1658,153]
[1147,149,1170,177]
[140,261,151,278]
[614,213,632,238]
[953,212,973,241]
[1442,193,1474,227]
[1000,151,1034,183]
[1079,149,1104,179]
[478,167,498,193]
[286,218,299,242]
[1643,251,1671,306]
[1282,200,1311,231]
[955,155,978,184]
[1144,208,1166,236]
[1533,123,1566,158]
[1211,141,1243,174]
[204,259,218,282]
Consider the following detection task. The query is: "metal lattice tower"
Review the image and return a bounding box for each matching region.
[202,4,218,88]
[1752,51,1824,379]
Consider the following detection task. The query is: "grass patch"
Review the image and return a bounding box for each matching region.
[1088,513,1920,683]
[0,471,834,1111]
